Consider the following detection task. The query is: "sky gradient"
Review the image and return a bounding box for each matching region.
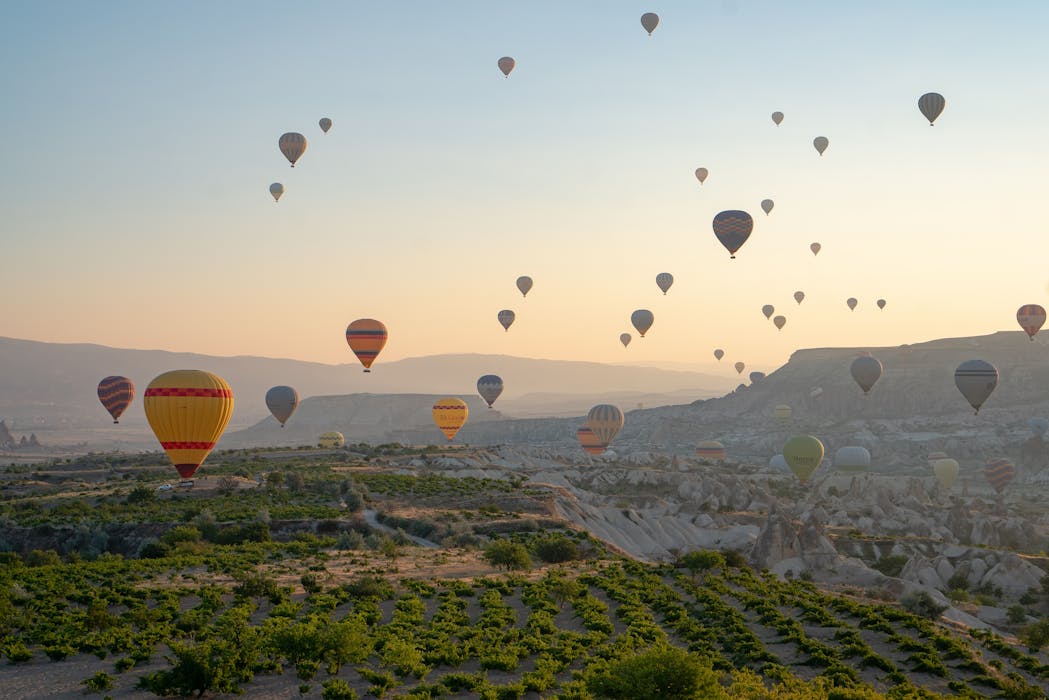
[3,1,1048,374]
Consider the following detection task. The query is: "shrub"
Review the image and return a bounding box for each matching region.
[1007,605,1029,625]
[1020,619,1049,653]
[900,591,947,620]
[680,550,725,579]
[342,575,394,600]
[533,534,580,563]
[483,540,532,571]
[81,671,115,693]
[586,645,721,700]
[321,678,359,700]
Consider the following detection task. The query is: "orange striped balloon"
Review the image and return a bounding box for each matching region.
[97,376,134,423]
[346,319,388,372]
[983,457,1015,494]
[432,397,468,441]
[695,440,726,462]
[1016,304,1046,341]
[577,427,605,455]
[143,370,234,479]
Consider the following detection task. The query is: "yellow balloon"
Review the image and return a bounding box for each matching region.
[932,458,959,490]
[783,435,824,483]
[144,370,234,479]
[432,397,468,441]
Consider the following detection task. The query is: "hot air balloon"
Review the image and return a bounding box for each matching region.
[877,299,887,310]
[498,57,515,77]
[269,183,284,202]
[813,136,829,156]
[810,242,821,256]
[279,132,307,167]
[640,12,659,35]
[846,298,858,311]
[773,315,786,330]
[516,276,533,297]
[850,356,882,395]
[587,404,624,448]
[620,333,632,348]
[771,112,784,126]
[761,304,775,320]
[769,454,789,472]
[1017,304,1046,340]
[809,387,824,398]
[498,310,515,331]
[794,291,805,305]
[265,385,299,427]
[631,309,654,337]
[319,117,333,133]
[1029,417,1049,438]
[783,435,824,483]
[918,93,945,126]
[577,427,605,455]
[750,371,766,384]
[774,405,792,421]
[144,370,234,479]
[655,272,674,295]
[433,398,468,441]
[695,441,726,462]
[97,376,134,424]
[712,210,753,259]
[714,349,725,361]
[694,167,708,185]
[319,431,344,448]
[932,458,959,490]
[346,319,388,372]
[955,360,998,414]
[927,451,948,465]
[834,446,871,473]
[734,361,745,375]
[984,457,1015,493]
[477,375,504,408]
[761,199,774,215]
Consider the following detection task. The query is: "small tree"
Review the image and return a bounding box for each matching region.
[1007,605,1028,625]
[1020,619,1049,653]
[548,577,583,609]
[586,645,721,700]
[900,591,948,620]
[483,540,532,571]
[533,534,579,564]
[680,550,725,581]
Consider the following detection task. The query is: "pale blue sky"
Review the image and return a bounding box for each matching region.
[3,1,1048,372]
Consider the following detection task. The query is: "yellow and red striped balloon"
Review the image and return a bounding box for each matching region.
[695,441,726,462]
[432,398,468,441]
[984,457,1015,494]
[577,427,605,455]
[97,376,134,423]
[346,319,388,372]
[143,370,234,479]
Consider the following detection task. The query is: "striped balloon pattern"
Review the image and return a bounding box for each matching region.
[1016,304,1046,340]
[476,375,504,408]
[713,349,724,361]
[577,426,605,455]
[586,404,624,448]
[432,398,468,441]
[143,370,234,479]
[918,92,946,125]
[712,210,753,258]
[984,457,1015,493]
[954,359,998,414]
[97,376,135,423]
[346,319,388,372]
[318,431,344,448]
[278,132,307,167]
[774,405,792,421]
[695,440,726,462]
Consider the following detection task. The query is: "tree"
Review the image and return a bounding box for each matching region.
[900,591,947,620]
[533,534,580,563]
[586,645,722,700]
[549,576,583,609]
[483,540,532,571]
[1020,619,1049,653]
[680,550,725,580]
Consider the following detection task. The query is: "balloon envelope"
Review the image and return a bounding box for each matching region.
[813,136,829,155]
[761,304,774,319]
[694,167,708,184]
[773,315,786,330]
[918,92,945,125]
[877,299,887,310]
[984,457,1015,493]
[771,111,784,125]
[631,309,654,337]
[498,57,515,77]
[714,349,724,361]
[144,370,234,479]
[695,440,726,462]
[433,398,468,441]
[587,404,624,447]
[498,310,515,331]
[640,12,659,34]
[577,426,605,455]
[265,385,299,427]
[346,319,388,372]
[620,333,632,348]
[655,272,673,295]
[712,210,754,258]
[734,361,745,374]
[783,435,825,483]
[319,117,332,133]
[794,291,805,304]
[477,375,504,408]
[98,376,134,423]
[1017,304,1046,340]
[761,199,774,215]
[269,182,284,202]
[850,356,883,395]
[847,298,858,311]
[834,446,871,473]
[319,431,344,448]
[810,242,821,256]
[774,405,792,420]
[955,359,998,414]
[278,132,307,167]
[932,458,959,489]
[516,276,533,297]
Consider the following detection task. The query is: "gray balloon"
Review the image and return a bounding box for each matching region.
[631,309,654,337]
[954,359,998,414]
[477,375,504,408]
[265,385,299,427]
[850,356,882,395]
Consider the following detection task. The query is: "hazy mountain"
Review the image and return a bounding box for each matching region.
[0,336,734,447]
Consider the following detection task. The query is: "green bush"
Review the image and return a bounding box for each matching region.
[81,671,115,693]
[321,678,359,700]
[900,591,947,620]
[533,534,580,563]
[483,540,532,571]
[586,645,721,700]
